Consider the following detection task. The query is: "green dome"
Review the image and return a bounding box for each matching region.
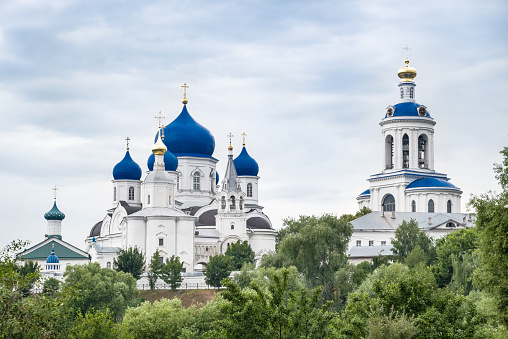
[44,201,65,221]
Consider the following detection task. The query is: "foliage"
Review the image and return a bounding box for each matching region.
[366,302,417,339]
[71,309,123,339]
[391,219,434,263]
[333,262,374,306]
[233,264,306,292]
[159,255,184,291]
[204,254,233,288]
[63,262,139,321]
[470,145,508,326]
[405,245,427,269]
[218,268,333,338]
[147,250,162,290]
[42,277,61,296]
[113,246,145,280]
[224,240,255,270]
[432,227,478,287]
[17,260,40,295]
[449,251,477,295]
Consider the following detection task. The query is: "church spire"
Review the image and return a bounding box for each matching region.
[152,127,167,171]
[397,58,418,103]
[222,134,239,192]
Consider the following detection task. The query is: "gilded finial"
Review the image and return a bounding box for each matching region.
[181,83,189,105]
[52,186,58,201]
[125,137,130,151]
[241,132,247,147]
[52,243,54,249]
[154,111,165,128]
[397,56,417,82]
[227,132,234,151]
[152,128,167,155]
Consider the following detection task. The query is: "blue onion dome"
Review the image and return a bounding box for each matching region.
[385,102,432,119]
[406,178,460,191]
[216,171,219,185]
[234,146,259,176]
[161,105,215,157]
[44,201,65,220]
[113,150,142,180]
[46,249,59,264]
[147,151,179,171]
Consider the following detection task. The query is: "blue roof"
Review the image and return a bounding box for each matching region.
[113,150,142,180]
[46,249,59,263]
[44,201,65,221]
[161,105,215,158]
[359,189,370,196]
[147,150,178,171]
[385,102,432,118]
[406,178,460,191]
[234,146,259,176]
[216,171,219,185]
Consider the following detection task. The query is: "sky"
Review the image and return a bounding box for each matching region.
[0,0,507,251]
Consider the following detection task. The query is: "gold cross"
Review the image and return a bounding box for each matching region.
[125,137,130,150]
[52,186,58,201]
[403,45,411,59]
[181,83,189,99]
[241,132,247,146]
[154,111,165,128]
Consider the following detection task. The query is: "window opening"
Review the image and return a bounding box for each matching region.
[231,224,234,230]
[447,200,452,213]
[428,199,435,213]
[107,262,111,269]
[381,241,387,246]
[402,134,409,168]
[247,183,253,197]
[409,87,414,99]
[230,196,236,210]
[159,257,164,265]
[193,173,201,190]
[382,194,395,212]
[356,240,361,247]
[159,238,164,246]
[400,87,404,99]
[239,197,243,210]
[147,195,150,204]
[412,200,416,212]
[177,174,180,190]
[369,240,373,246]
[385,135,394,169]
[418,135,428,169]
[128,187,134,200]
[221,196,226,210]
[113,187,117,201]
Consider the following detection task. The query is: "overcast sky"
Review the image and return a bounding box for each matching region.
[1,0,507,251]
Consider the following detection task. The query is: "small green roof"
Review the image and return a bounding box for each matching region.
[44,201,65,221]
[18,239,89,261]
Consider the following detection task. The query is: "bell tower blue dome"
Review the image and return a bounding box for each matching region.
[161,105,215,158]
[147,150,178,171]
[234,146,259,176]
[113,150,142,180]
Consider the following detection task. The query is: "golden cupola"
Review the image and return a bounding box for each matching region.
[152,129,167,155]
[397,59,417,82]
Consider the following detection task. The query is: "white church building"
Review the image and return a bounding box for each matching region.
[348,59,475,263]
[85,92,276,273]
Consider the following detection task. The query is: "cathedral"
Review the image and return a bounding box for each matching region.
[85,90,276,273]
[348,59,475,262]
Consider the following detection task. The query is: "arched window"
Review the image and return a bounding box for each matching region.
[382,194,395,212]
[147,195,151,204]
[247,183,253,197]
[107,262,111,269]
[113,187,117,201]
[221,196,226,210]
[428,199,435,213]
[231,224,234,230]
[385,135,394,169]
[411,200,416,212]
[128,187,134,200]
[193,172,201,190]
[446,222,455,228]
[168,196,171,206]
[409,87,414,99]
[230,196,236,210]
[402,134,409,168]
[210,171,215,192]
[418,135,428,169]
[176,174,180,190]
[400,87,404,99]
[239,197,243,210]
[447,200,452,213]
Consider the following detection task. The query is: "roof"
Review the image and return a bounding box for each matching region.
[358,189,370,197]
[44,201,65,221]
[195,229,220,238]
[128,207,190,218]
[91,243,121,254]
[195,209,218,226]
[234,146,259,176]
[162,105,215,158]
[347,245,394,258]
[222,153,239,193]
[406,177,460,191]
[247,217,272,229]
[119,201,142,215]
[385,102,432,118]
[89,221,102,237]
[351,211,476,231]
[18,238,89,261]
[113,150,142,180]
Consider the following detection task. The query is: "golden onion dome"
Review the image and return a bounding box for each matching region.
[397,59,417,82]
[152,130,167,155]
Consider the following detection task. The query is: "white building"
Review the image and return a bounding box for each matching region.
[348,59,474,262]
[86,93,276,273]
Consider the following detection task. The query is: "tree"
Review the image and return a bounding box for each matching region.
[204,254,233,288]
[114,246,145,280]
[42,277,60,296]
[159,255,184,290]
[224,240,255,270]
[147,250,162,290]
[71,309,123,339]
[17,260,40,295]
[63,262,139,321]
[470,145,508,326]
[391,219,434,262]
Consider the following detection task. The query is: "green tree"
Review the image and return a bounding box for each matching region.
[71,309,123,339]
[470,145,508,326]
[449,252,477,295]
[391,219,434,262]
[42,277,60,296]
[18,260,40,295]
[204,254,233,288]
[159,255,184,291]
[63,262,139,321]
[224,240,255,270]
[114,246,145,280]
[147,250,162,290]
